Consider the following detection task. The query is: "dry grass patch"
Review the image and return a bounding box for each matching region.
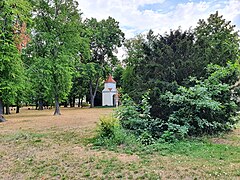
[0,107,240,179]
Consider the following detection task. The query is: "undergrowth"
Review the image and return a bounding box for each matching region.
[92,113,240,161]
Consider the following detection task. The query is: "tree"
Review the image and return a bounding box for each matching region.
[117,62,240,141]
[123,28,196,116]
[81,62,103,108]
[67,40,90,108]
[24,56,53,110]
[194,11,240,77]
[84,17,124,107]
[122,35,145,100]
[123,12,240,119]
[119,12,240,140]
[68,65,88,108]
[29,0,87,115]
[112,64,124,88]
[68,75,88,107]
[0,0,31,120]
[160,62,240,138]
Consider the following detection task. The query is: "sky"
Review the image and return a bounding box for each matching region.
[77,0,240,59]
[77,0,240,39]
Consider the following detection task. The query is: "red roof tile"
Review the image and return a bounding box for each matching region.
[105,75,116,83]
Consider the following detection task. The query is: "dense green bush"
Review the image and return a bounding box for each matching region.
[116,92,164,144]
[116,93,150,135]
[116,62,240,142]
[95,12,240,144]
[161,62,240,137]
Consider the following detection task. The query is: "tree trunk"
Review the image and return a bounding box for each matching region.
[78,97,81,107]
[39,99,43,110]
[72,96,75,107]
[0,100,6,122]
[16,106,20,113]
[64,101,68,107]
[16,101,20,113]
[0,100,3,115]
[89,78,99,108]
[54,96,61,115]
[5,104,10,115]
[35,100,38,110]
[80,99,83,108]
[69,97,73,107]
[69,96,75,107]
[90,95,95,108]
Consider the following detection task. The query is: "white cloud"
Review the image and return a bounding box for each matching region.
[77,0,240,38]
[77,0,240,59]
[218,0,240,26]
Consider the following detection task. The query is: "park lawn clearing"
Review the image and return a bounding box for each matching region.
[0,107,239,179]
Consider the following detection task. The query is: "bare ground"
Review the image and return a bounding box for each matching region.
[0,107,239,179]
[0,107,113,132]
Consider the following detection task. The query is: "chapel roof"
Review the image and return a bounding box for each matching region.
[105,75,116,83]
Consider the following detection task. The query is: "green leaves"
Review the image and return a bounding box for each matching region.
[161,62,240,137]
[82,17,124,107]
[84,16,124,65]
[121,12,239,140]
[27,0,87,108]
[117,62,239,143]
[0,0,31,106]
[195,11,239,70]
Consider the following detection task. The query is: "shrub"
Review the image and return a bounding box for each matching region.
[116,93,150,134]
[95,63,239,145]
[116,62,240,142]
[116,92,164,143]
[97,115,120,138]
[95,115,136,147]
[161,62,240,137]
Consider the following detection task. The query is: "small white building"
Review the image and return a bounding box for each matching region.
[102,75,118,106]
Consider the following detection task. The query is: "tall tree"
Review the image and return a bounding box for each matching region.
[123,29,196,103]
[29,0,87,115]
[84,17,124,107]
[122,35,145,100]
[67,38,90,108]
[194,11,240,77]
[123,12,240,119]
[0,0,31,120]
[112,64,124,88]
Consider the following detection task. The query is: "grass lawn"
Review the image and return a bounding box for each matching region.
[0,107,239,179]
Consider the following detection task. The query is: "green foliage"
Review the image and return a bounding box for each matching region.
[97,115,120,138]
[112,64,124,88]
[195,11,240,72]
[119,12,240,142]
[0,0,32,112]
[84,17,124,66]
[116,62,240,142]
[161,62,240,138]
[95,115,132,147]
[122,12,239,119]
[116,92,164,144]
[123,28,195,100]
[83,17,125,107]
[26,0,87,113]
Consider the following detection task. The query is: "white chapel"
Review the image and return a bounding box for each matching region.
[102,75,118,106]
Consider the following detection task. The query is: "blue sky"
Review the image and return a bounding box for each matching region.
[77,0,240,39]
